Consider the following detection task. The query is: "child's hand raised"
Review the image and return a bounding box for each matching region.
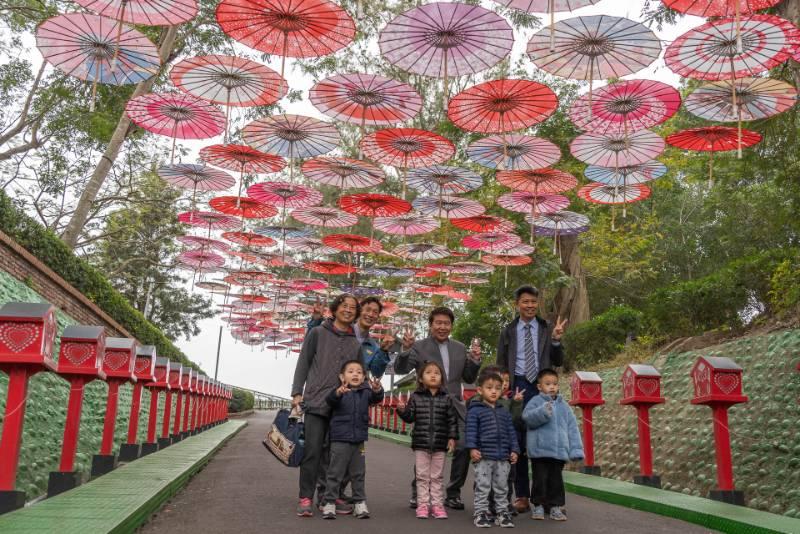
[470,449,482,463]
[447,439,455,454]
[369,377,383,393]
[513,388,524,402]
[336,379,350,397]
[396,398,406,411]
[510,452,518,464]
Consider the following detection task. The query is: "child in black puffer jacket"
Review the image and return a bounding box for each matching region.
[397,361,458,520]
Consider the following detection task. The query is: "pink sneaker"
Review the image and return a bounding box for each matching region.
[431,505,448,519]
[416,504,429,519]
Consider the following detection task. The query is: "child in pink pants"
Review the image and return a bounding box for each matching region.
[398,361,459,519]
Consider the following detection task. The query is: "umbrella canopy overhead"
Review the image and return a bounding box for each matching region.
[221,231,277,247]
[412,194,486,219]
[339,193,412,218]
[373,213,440,236]
[242,114,339,159]
[360,127,455,168]
[394,242,451,261]
[209,195,278,218]
[665,126,762,152]
[199,144,286,174]
[498,192,570,215]
[450,215,515,233]
[406,166,483,195]
[578,183,651,204]
[158,164,235,191]
[291,206,358,228]
[74,0,198,25]
[467,135,561,170]
[662,0,781,17]
[178,210,241,230]
[247,181,323,208]
[570,129,665,167]
[126,92,225,139]
[684,78,798,122]
[322,233,382,253]
[584,160,667,186]
[301,157,384,189]
[496,168,578,194]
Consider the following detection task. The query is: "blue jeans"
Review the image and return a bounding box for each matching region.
[513,375,538,499]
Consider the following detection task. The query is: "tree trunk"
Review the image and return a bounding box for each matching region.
[553,235,590,326]
[61,26,179,248]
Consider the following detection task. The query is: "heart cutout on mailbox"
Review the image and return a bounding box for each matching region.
[637,378,658,397]
[714,373,739,395]
[582,383,600,398]
[0,322,38,353]
[104,350,128,371]
[63,343,94,366]
[134,357,150,374]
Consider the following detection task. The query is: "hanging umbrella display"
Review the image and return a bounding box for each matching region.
[373,213,440,238]
[285,237,339,256]
[685,78,797,122]
[36,13,161,111]
[467,135,560,171]
[499,191,570,244]
[531,210,590,249]
[584,160,667,186]
[178,250,226,269]
[216,0,355,91]
[304,261,357,275]
[569,79,681,135]
[178,211,241,234]
[291,206,358,228]
[242,114,339,181]
[339,193,412,239]
[450,215,515,233]
[406,166,483,196]
[379,3,513,105]
[199,143,285,201]
[570,129,665,167]
[528,15,661,106]
[495,0,599,50]
[209,195,278,219]
[412,195,486,219]
[578,182,651,227]
[482,253,532,286]
[301,157,384,190]
[126,92,225,163]
[158,164,235,214]
[177,236,230,252]
[393,243,451,261]
[462,232,522,254]
[496,168,578,194]
[360,128,454,168]
[247,181,323,209]
[74,0,197,25]
[447,79,558,133]
[221,231,277,248]
[170,55,286,143]
[322,233,382,254]
[666,126,762,184]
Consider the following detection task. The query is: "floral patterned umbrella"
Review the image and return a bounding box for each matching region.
[406,166,483,196]
[126,92,225,163]
[570,129,665,168]
[373,213,440,237]
[585,160,666,186]
[450,215,515,233]
[209,195,278,219]
[379,3,513,105]
[291,206,358,228]
[467,135,560,171]
[448,79,558,134]
[301,157,384,190]
[393,243,451,261]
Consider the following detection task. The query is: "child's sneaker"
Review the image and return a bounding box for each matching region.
[431,505,448,519]
[530,505,545,520]
[495,512,515,528]
[335,498,353,514]
[296,498,314,517]
[549,506,567,521]
[416,504,429,519]
[322,503,337,519]
[354,501,370,519]
[473,512,493,528]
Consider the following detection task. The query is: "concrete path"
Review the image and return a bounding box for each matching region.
[140,411,716,534]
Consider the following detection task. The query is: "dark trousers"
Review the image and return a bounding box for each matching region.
[323,442,365,504]
[412,415,469,500]
[531,458,565,507]
[512,375,539,499]
[299,413,329,499]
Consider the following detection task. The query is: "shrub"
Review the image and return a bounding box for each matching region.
[562,305,643,368]
[769,256,800,316]
[229,388,254,413]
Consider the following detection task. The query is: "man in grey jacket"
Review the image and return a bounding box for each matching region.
[394,306,482,510]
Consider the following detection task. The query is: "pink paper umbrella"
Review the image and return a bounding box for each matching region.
[570,129,665,168]
[158,163,236,213]
[579,182,650,228]
[199,143,285,201]
[497,168,578,195]
[178,211,241,236]
[291,206,358,229]
[126,92,225,163]
[74,0,197,25]
[467,135,560,171]
[177,236,230,253]
[569,79,681,136]
[301,156,384,190]
[379,3,513,106]
[496,0,598,51]
[373,213,440,238]
[462,232,522,254]
[35,13,160,111]
[178,249,225,269]
[499,191,570,244]
[247,181,323,209]
[171,55,286,143]
[285,237,338,256]
[394,243,451,261]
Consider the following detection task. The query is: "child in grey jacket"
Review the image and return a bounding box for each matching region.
[521,368,584,522]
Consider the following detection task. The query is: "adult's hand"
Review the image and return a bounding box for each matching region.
[291,394,303,408]
[552,316,568,341]
[380,330,395,351]
[401,328,415,350]
[469,337,481,363]
[311,298,323,321]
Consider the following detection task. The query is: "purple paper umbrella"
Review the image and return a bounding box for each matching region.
[467,134,561,170]
[393,243,451,261]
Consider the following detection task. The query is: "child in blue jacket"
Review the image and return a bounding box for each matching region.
[521,368,584,522]
[466,370,520,528]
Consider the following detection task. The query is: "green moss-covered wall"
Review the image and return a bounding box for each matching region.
[0,271,176,499]
[567,329,800,518]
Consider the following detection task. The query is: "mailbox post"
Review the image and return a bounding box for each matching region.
[119,345,155,461]
[47,325,107,497]
[569,371,605,476]
[0,302,57,514]
[142,357,170,456]
[158,362,181,448]
[691,356,748,505]
[179,368,193,439]
[620,364,665,488]
[190,374,200,435]
[92,337,137,477]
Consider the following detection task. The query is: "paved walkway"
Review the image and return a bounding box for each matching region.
[140,411,715,534]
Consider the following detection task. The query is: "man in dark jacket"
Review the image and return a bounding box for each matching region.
[395,306,482,510]
[495,285,567,513]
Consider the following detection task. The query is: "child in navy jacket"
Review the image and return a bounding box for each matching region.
[466,370,520,528]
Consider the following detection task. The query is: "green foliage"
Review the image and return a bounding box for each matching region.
[769,255,800,316]
[229,388,255,413]
[0,189,199,369]
[562,305,643,368]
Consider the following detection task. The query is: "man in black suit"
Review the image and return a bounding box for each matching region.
[395,306,482,510]
[496,285,567,513]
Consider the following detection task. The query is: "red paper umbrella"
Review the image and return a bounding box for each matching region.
[247,181,323,209]
[216,0,355,86]
[290,278,328,291]
[360,128,454,168]
[177,235,230,251]
[570,130,665,168]
[126,93,225,163]
[209,195,278,219]
[221,231,276,247]
[462,232,522,253]
[310,73,422,129]
[448,79,558,134]
[373,213,440,237]
[482,253,532,286]
[663,0,780,17]
[291,206,358,228]
[394,243,450,261]
[178,211,240,231]
[467,135,560,171]
[569,79,681,136]
[304,261,357,275]
[322,233,382,254]
[666,126,762,184]
[412,195,486,219]
[339,194,412,239]
[178,250,225,269]
[199,144,285,174]
[450,215,515,233]
[496,168,578,195]
[301,157,384,190]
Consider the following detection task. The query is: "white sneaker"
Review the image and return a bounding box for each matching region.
[354,501,370,518]
[322,503,337,519]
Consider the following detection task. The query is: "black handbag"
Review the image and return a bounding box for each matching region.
[263,407,305,467]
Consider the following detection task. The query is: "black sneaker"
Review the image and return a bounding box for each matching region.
[409,496,417,509]
[473,512,493,528]
[496,512,515,528]
[444,496,465,510]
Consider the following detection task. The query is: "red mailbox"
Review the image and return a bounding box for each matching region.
[179,368,193,439]
[119,345,154,462]
[92,337,137,477]
[620,364,665,488]
[48,325,107,498]
[569,371,604,475]
[142,357,170,456]
[691,356,748,505]
[0,302,57,514]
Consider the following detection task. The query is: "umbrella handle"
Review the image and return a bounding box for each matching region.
[110,4,126,72]
[442,51,449,113]
[549,0,555,52]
